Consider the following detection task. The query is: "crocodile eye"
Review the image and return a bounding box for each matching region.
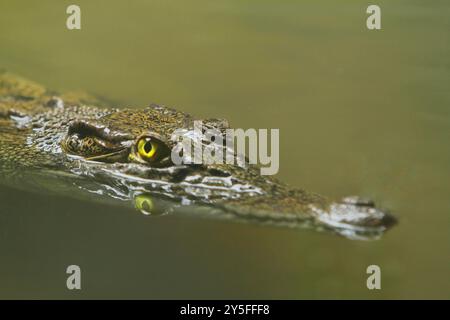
[130,134,170,164]
[137,137,158,159]
[135,136,170,163]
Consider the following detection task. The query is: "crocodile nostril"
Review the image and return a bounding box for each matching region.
[341,196,375,207]
[380,211,397,228]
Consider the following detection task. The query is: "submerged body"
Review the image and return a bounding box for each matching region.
[0,72,395,239]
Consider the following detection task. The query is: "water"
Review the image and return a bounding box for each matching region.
[0,0,449,298]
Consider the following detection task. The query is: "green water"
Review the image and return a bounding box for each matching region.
[0,0,449,298]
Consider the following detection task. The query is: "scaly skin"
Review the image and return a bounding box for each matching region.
[0,72,396,239]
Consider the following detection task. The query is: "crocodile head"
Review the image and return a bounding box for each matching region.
[59,104,267,202]
[56,104,396,240]
[0,73,397,239]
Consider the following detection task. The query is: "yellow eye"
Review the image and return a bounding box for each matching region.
[134,194,154,215]
[137,137,158,159]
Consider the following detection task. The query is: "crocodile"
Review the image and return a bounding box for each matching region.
[0,72,396,239]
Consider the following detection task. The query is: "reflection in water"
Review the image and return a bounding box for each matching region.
[134,194,155,216]
[134,193,177,217]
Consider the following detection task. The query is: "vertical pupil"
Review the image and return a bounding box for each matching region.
[144,141,153,154]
